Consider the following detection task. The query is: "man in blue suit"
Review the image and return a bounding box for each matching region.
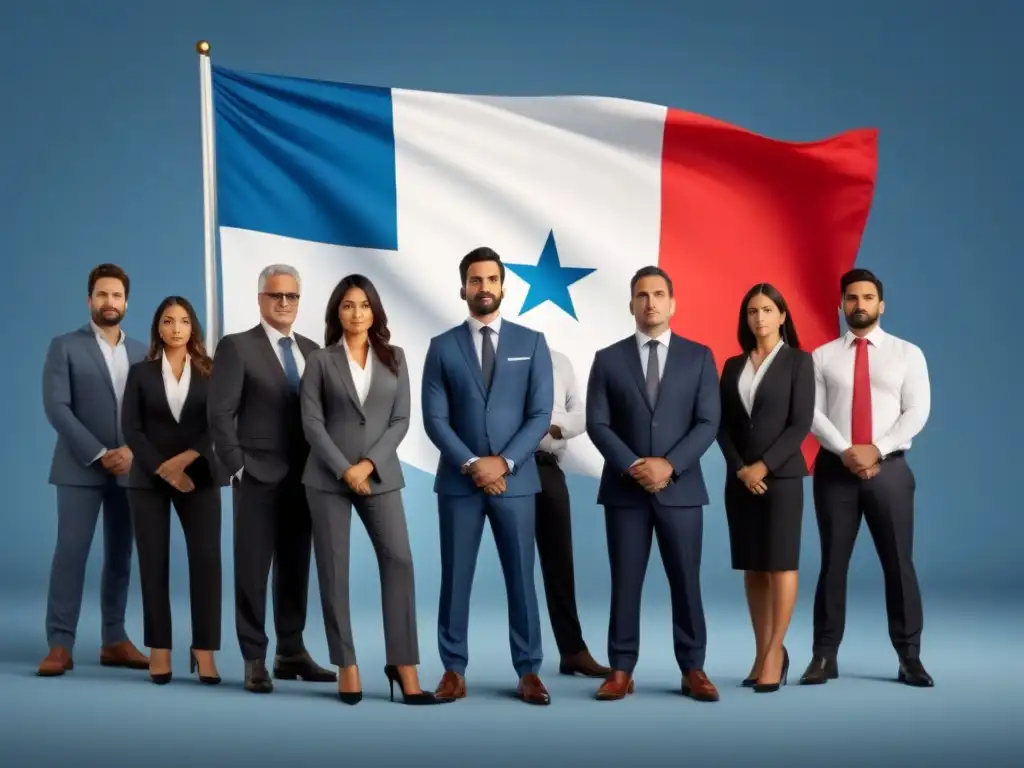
[587,266,722,703]
[422,247,555,705]
[38,264,150,676]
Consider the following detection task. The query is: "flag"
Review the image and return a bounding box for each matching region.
[210,65,877,476]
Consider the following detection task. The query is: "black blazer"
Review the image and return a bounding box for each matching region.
[121,357,226,490]
[716,344,815,479]
[207,325,319,483]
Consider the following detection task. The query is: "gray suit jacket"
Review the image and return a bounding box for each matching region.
[42,324,147,487]
[300,343,410,495]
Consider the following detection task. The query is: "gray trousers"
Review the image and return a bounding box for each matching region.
[46,483,134,650]
[306,487,419,668]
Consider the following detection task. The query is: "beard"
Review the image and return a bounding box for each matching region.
[845,308,878,329]
[92,306,124,327]
[468,292,501,315]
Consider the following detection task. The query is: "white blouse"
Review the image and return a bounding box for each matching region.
[343,340,373,404]
[161,352,191,422]
[737,339,784,416]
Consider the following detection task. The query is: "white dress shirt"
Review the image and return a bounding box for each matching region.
[811,326,931,458]
[738,339,785,416]
[262,319,305,377]
[90,321,131,463]
[635,328,671,381]
[161,352,192,422]
[538,349,585,459]
[463,315,513,472]
[343,338,373,405]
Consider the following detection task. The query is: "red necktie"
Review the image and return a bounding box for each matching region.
[851,337,872,445]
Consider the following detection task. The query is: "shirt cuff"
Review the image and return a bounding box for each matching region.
[90,448,108,466]
[503,457,515,474]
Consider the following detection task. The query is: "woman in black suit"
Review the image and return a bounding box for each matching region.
[717,283,814,693]
[121,296,225,685]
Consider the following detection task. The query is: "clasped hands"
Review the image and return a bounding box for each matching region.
[100,446,133,477]
[342,459,375,495]
[842,444,881,479]
[629,457,674,493]
[737,461,769,495]
[156,449,199,492]
[465,456,509,496]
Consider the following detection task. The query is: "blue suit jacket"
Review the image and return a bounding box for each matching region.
[422,319,554,497]
[586,332,720,508]
[42,325,147,487]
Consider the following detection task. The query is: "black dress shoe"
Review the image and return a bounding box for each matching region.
[244,659,274,693]
[273,651,337,682]
[799,655,838,685]
[897,657,934,687]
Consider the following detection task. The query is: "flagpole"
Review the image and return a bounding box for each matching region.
[197,40,221,350]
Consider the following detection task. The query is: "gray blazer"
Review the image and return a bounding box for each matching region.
[42,324,147,487]
[300,343,410,495]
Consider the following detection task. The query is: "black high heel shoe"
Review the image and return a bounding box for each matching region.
[753,647,789,693]
[190,649,222,685]
[150,671,172,685]
[384,665,449,705]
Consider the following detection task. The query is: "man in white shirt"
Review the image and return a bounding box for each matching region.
[534,349,610,678]
[801,269,933,688]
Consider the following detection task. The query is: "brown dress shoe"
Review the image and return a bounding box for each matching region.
[516,673,551,705]
[100,640,150,670]
[434,671,466,700]
[681,669,720,702]
[596,670,635,700]
[559,649,611,678]
[37,647,73,677]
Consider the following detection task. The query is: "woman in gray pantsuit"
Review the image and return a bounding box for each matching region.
[300,274,445,706]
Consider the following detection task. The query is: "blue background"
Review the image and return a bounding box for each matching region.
[2,1,1018,765]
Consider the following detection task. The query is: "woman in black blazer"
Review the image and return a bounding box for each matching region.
[121,296,225,685]
[717,283,814,694]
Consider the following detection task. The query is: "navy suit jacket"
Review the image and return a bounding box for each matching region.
[586,332,720,508]
[422,319,554,497]
[42,324,147,487]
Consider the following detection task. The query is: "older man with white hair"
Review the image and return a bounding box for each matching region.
[208,264,335,692]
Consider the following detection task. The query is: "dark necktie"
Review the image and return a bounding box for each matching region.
[851,337,872,444]
[645,339,660,406]
[480,326,495,389]
[279,337,301,393]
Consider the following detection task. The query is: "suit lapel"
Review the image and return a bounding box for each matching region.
[652,336,687,415]
[79,326,116,398]
[621,337,653,412]
[252,326,289,388]
[455,322,487,399]
[327,346,367,418]
[487,322,516,402]
[750,344,788,417]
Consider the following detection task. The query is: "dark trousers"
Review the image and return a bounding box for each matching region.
[437,492,543,678]
[605,500,706,675]
[535,454,586,657]
[127,486,222,650]
[233,472,313,660]
[45,482,134,650]
[811,450,923,659]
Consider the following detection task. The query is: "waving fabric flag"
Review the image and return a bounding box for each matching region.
[210,65,877,476]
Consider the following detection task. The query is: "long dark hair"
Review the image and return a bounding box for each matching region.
[324,274,400,376]
[147,296,213,376]
[737,283,801,353]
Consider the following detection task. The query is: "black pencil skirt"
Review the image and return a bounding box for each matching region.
[724,476,803,572]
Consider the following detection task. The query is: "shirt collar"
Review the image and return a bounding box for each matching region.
[261,319,295,345]
[843,325,886,348]
[635,328,671,349]
[467,314,502,335]
[90,321,125,346]
[161,350,191,372]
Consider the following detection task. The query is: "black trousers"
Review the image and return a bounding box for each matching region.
[535,455,586,657]
[811,450,923,659]
[233,471,313,661]
[127,486,222,651]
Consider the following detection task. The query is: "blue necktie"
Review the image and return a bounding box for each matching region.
[279,337,301,393]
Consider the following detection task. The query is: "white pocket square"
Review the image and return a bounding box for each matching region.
[507,356,530,362]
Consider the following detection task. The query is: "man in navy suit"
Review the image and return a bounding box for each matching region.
[587,266,722,702]
[422,247,555,705]
[38,264,150,676]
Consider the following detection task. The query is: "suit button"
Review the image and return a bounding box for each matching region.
[652,421,657,428]
[360,420,366,425]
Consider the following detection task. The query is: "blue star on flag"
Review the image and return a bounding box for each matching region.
[505,231,595,320]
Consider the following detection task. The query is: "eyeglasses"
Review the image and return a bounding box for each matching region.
[261,292,300,304]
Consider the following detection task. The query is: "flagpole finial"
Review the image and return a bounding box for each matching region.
[196,40,211,55]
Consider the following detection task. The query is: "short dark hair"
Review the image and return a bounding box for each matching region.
[459,247,505,285]
[88,263,130,298]
[736,283,802,353]
[630,265,673,297]
[840,268,883,301]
